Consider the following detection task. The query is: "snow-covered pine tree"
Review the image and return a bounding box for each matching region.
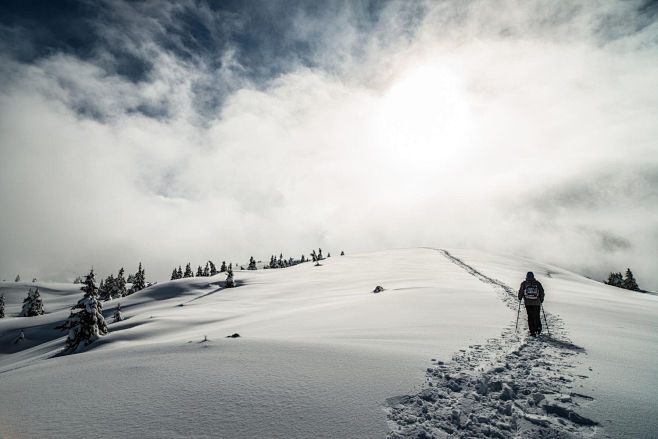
[248,257,256,270]
[112,268,127,298]
[99,275,116,301]
[132,263,146,292]
[340,251,345,256]
[225,268,235,288]
[0,294,5,318]
[113,303,123,322]
[171,268,179,280]
[327,253,331,258]
[606,272,623,288]
[15,275,20,282]
[203,262,210,277]
[184,263,194,278]
[126,273,136,283]
[318,248,323,260]
[196,265,203,277]
[623,269,639,291]
[21,287,45,316]
[209,261,217,276]
[220,261,227,273]
[177,266,183,278]
[311,250,317,262]
[55,269,108,352]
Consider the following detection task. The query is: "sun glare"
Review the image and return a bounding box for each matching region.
[375,63,470,172]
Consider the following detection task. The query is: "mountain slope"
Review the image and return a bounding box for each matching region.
[0,248,656,439]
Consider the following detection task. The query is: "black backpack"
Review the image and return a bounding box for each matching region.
[524,282,540,300]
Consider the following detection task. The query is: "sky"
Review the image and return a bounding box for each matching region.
[0,0,657,289]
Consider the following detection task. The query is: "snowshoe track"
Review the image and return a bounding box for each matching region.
[386,249,606,439]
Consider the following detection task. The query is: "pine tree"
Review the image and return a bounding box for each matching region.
[113,268,127,298]
[15,274,20,282]
[203,262,210,277]
[225,268,235,288]
[0,294,5,318]
[606,272,623,288]
[177,266,183,279]
[184,263,194,278]
[171,268,179,280]
[220,261,227,273]
[311,250,317,262]
[113,303,123,322]
[341,251,345,256]
[132,263,146,292]
[21,287,45,316]
[318,248,323,260]
[623,268,639,291]
[327,253,331,258]
[209,261,217,276]
[99,275,115,301]
[55,269,108,351]
[248,257,257,270]
[196,265,203,277]
[301,254,306,263]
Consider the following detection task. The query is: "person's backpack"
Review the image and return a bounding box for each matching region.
[525,283,540,300]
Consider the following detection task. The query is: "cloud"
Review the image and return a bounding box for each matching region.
[0,0,657,290]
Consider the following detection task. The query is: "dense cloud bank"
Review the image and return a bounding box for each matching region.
[0,0,656,288]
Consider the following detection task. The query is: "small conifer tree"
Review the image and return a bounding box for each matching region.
[15,275,20,282]
[341,250,345,256]
[171,268,179,280]
[301,255,306,263]
[209,261,217,276]
[220,261,227,273]
[132,263,146,292]
[177,266,183,278]
[311,250,317,262]
[318,248,323,260]
[21,287,45,316]
[55,269,108,351]
[225,268,235,288]
[196,265,203,277]
[606,272,623,288]
[113,303,123,322]
[112,268,127,298]
[248,257,257,270]
[203,262,210,277]
[184,263,194,278]
[623,268,639,291]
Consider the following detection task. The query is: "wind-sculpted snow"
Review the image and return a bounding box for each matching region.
[387,250,606,438]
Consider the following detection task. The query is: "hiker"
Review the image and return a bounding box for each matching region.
[518,271,545,336]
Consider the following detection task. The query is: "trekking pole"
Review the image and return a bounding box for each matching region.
[541,303,551,336]
[515,299,521,332]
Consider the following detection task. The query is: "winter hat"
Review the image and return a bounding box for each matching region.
[526,271,535,279]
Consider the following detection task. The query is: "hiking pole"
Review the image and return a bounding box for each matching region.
[515,299,521,332]
[541,303,551,336]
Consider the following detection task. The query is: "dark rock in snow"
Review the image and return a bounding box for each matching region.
[226,333,241,338]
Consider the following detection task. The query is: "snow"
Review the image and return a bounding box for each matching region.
[0,248,656,438]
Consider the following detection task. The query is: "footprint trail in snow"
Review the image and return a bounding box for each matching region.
[386,249,606,439]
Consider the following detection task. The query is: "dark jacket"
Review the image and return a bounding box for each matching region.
[518,279,544,306]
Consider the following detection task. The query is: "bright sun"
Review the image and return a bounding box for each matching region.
[375,63,470,171]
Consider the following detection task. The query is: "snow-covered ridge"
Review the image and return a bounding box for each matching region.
[0,248,656,438]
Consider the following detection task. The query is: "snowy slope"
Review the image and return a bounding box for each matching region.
[0,248,656,439]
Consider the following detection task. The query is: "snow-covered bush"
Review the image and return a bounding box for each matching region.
[21,288,45,316]
[55,269,108,352]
